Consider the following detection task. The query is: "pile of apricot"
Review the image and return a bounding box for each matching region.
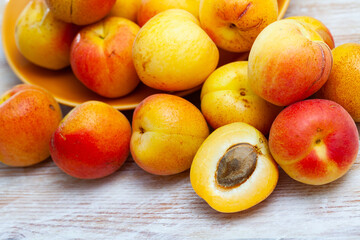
[1,0,360,213]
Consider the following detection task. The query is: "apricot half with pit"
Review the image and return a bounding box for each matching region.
[190,122,278,213]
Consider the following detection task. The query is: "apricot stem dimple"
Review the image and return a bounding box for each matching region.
[229,23,236,28]
[139,127,145,134]
[216,143,257,188]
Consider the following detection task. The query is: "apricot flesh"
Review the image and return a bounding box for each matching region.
[190,122,278,213]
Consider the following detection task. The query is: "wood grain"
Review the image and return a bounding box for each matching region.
[1,0,360,239]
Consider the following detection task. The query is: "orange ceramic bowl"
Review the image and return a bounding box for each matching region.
[2,0,290,110]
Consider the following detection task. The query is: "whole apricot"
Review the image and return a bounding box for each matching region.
[201,61,282,135]
[318,43,360,121]
[0,84,62,167]
[15,0,78,70]
[130,94,209,175]
[70,17,140,98]
[199,0,278,52]
[248,19,332,106]
[269,99,359,185]
[132,9,219,92]
[45,0,116,25]
[50,101,131,179]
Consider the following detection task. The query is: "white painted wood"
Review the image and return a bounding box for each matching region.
[1,0,360,239]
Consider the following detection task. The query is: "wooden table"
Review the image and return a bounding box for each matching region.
[1,0,360,239]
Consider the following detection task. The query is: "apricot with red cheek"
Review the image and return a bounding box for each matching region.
[269,99,359,185]
[50,101,131,179]
[248,19,333,106]
[0,84,62,167]
[70,17,140,98]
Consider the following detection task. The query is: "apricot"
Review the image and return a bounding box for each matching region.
[0,84,62,167]
[45,0,116,25]
[50,101,131,179]
[287,16,335,49]
[190,122,278,213]
[70,17,140,98]
[269,99,359,185]
[248,19,332,106]
[130,94,209,175]
[201,61,282,135]
[199,0,278,53]
[132,9,219,92]
[15,0,78,70]
[318,43,360,121]
[137,0,200,27]
[109,0,142,23]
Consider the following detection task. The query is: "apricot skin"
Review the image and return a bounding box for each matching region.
[0,84,62,167]
[318,43,360,122]
[130,94,209,176]
[50,101,131,179]
[201,61,282,135]
[45,0,116,25]
[269,99,359,185]
[15,0,79,70]
[248,19,332,106]
[199,0,278,53]
[287,16,335,49]
[70,17,140,98]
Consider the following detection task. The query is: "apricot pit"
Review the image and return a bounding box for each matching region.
[216,143,257,188]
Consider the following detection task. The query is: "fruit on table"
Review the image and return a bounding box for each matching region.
[137,0,200,27]
[132,9,219,92]
[109,0,142,23]
[15,0,79,70]
[70,17,140,98]
[287,16,335,49]
[45,0,116,25]
[269,99,359,185]
[0,84,62,167]
[190,122,278,213]
[318,43,360,121]
[248,19,333,106]
[201,61,282,135]
[199,0,278,53]
[131,94,209,175]
[50,101,131,179]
